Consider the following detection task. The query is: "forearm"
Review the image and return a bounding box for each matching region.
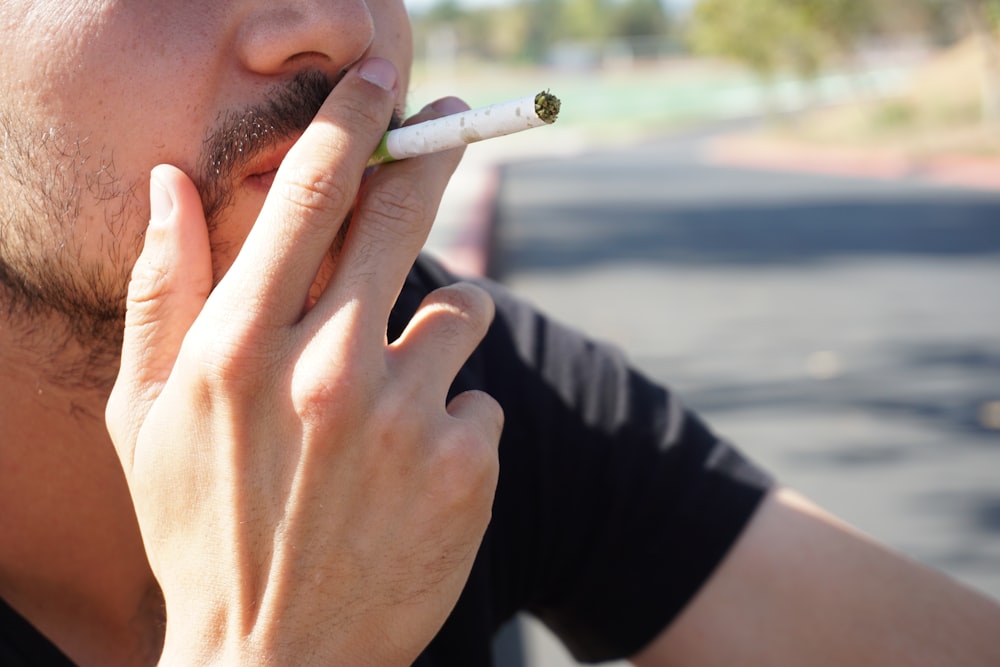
[633,487,1000,667]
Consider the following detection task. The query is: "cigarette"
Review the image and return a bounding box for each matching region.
[367,90,561,167]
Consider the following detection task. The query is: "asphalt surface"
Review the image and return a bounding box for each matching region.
[478,131,1000,665]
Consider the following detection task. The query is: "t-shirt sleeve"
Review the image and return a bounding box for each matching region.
[465,273,774,663]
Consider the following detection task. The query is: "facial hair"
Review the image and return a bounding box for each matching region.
[0,70,399,393]
[0,112,141,392]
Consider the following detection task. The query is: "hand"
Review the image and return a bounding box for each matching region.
[106,58,503,666]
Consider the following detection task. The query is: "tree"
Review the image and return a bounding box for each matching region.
[611,0,671,40]
[687,0,875,80]
[961,0,1000,119]
[688,0,795,80]
[689,0,834,81]
[798,0,876,55]
[413,0,675,65]
[560,0,611,42]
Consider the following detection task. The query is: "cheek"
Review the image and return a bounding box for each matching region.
[12,6,222,253]
[15,2,213,178]
[0,104,147,314]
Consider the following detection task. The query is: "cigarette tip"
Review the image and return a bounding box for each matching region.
[535,90,561,124]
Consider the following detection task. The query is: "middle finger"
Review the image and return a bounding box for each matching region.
[214,58,399,328]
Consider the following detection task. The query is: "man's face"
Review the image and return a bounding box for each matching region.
[0,0,412,345]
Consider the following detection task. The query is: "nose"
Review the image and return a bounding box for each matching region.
[235,0,375,79]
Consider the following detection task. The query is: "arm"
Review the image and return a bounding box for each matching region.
[632,487,1000,667]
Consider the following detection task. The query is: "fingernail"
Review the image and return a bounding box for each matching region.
[358,58,397,93]
[149,170,174,226]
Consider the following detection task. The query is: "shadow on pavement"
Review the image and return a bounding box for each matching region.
[496,197,1000,274]
[660,341,1000,439]
[490,143,1000,661]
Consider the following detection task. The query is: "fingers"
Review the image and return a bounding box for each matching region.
[312,96,470,335]
[447,390,505,449]
[106,165,213,466]
[402,96,469,128]
[217,58,400,329]
[215,59,398,326]
[220,57,467,340]
[389,282,494,400]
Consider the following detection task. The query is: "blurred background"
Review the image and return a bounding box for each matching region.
[406,0,1000,145]
[404,1,1000,664]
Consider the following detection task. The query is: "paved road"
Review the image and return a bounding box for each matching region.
[485,132,1000,665]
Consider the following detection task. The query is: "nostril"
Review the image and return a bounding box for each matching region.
[235,2,374,80]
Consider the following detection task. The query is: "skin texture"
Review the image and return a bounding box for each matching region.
[633,488,1000,667]
[2,2,1000,666]
[1,2,502,665]
[109,73,504,665]
[0,0,401,373]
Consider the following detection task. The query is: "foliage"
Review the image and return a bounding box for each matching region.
[687,0,1000,122]
[687,0,875,80]
[411,0,674,64]
[610,0,671,39]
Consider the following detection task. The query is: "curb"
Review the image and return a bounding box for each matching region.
[705,134,1000,191]
[424,126,590,278]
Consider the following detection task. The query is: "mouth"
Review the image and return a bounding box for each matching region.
[243,142,383,197]
[243,138,298,192]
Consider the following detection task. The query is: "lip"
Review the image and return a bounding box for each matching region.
[243,138,298,192]
[243,144,382,195]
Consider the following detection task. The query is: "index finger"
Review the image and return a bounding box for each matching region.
[307,97,470,340]
[213,58,400,327]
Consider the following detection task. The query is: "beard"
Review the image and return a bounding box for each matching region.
[0,70,393,393]
[0,110,141,392]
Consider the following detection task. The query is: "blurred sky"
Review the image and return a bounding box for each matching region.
[406,0,694,15]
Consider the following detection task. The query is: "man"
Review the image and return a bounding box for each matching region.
[0,2,998,665]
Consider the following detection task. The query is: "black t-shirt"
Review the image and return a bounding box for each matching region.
[0,254,771,666]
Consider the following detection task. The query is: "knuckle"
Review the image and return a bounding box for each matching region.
[124,256,171,318]
[189,322,282,394]
[430,425,499,510]
[293,374,353,424]
[425,283,495,337]
[467,390,505,440]
[339,95,389,133]
[358,183,429,244]
[291,358,382,426]
[276,162,354,215]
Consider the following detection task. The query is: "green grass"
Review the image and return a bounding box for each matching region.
[407,59,914,138]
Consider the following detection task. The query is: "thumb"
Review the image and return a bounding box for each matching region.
[106,165,212,465]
